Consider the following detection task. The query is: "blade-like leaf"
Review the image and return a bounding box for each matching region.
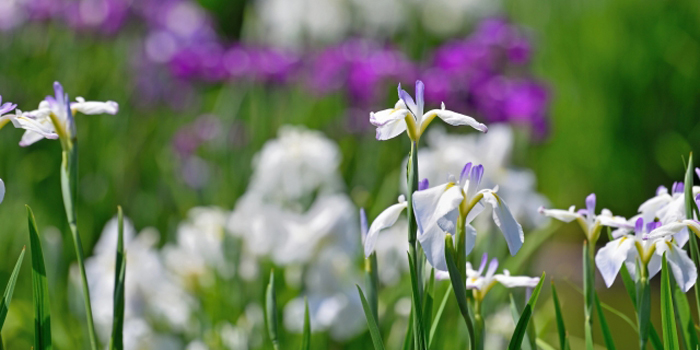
[661,254,680,350]
[109,206,126,350]
[551,281,570,350]
[429,284,452,348]
[444,235,475,350]
[673,285,698,350]
[407,252,426,350]
[422,269,435,344]
[266,270,279,350]
[402,308,414,350]
[508,272,545,350]
[683,153,700,323]
[0,247,25,330]
[357,285,386,350]
[300,297,310,350]
[27,205,52,350]
[594,293,616,350]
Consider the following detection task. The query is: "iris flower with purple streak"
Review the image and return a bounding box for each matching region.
[412,162,524,271]
[595,217,699,292]
[370,80,488,141]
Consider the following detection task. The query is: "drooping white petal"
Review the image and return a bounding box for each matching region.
[655,241,697,292]
[20,131,50,147]
[369,103,409,127]
[413,183,461,234]
[464,224,477,257]
[423,104,488,133]
[0,179,5,204]
[597,210,631,229]
[465,201,485,224]
[646,221,689,240]
[364,197,408,257]
[417,222,449,271]
[494,270,540,288]
[71,97,119,115]
[538,206,582,223]
[374,118,408,141]
[482,191,524,256]
[595,237,635,288]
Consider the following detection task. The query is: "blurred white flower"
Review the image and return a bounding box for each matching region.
[78,216,194,349]
[283,247,365,340]
[414,124,549,229]
[163,206,231,285]
[246,125,342,206]
[254,0,350,48]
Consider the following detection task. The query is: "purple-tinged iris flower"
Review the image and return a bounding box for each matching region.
[6,82,118,147]
[369,80,488,141]
[539,193,628,243]
[412,162,523,271]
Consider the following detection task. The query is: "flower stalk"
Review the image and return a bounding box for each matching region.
[60,141,98,350]
[406,141,426,350]
[582,241,595,350]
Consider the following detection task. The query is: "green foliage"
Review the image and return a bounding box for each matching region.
[0,248,25,330]
[660,255,680,350]
[550,282,570,350]
[27,206,52,350]
[357,285,386,350]
[265,270,279,350]
[109,206,126,350]
[507,272,545,350]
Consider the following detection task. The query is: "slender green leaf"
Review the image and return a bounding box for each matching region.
[429,284,452,348]
[357,285,386,350]
[507,272,545,350]
[444,236,475,350]
[300,297,310,350]
[266,270,279,350]
[535,338,558,350]
[673,285,698,350]
[402,308,414,350]
[0,247,25,330]
[582,242,594,350]
[422,269,435,344]
[365,252,379,322]
[109,206,126,350]
[661,255,680,350]
[27,205,52,350]
[594,292,616,350]
[551,281,571,350]
[683,153,700,324]
[407,252,426,350]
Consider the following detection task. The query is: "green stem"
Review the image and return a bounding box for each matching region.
[406,141,426,350]
[474,300,484,350]
[365,252,379,322]
[61,145,98,350]
[583,241,595,350]
[637,264,651,350]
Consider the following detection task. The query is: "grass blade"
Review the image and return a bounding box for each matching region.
[300,297,310,350]
[27,205,52,350]
[0,247,25,330]
[673,285,698,350]
[422,269,435,344]
[444,235,475,349]
[406,252,427,350]
[661,254,680,350]
[594,292,616,350]
[109,206,126,350]
[508,272,545,350]
[683,153,700,323]
[551,281,570,350]
[402,308,414,350]
[429,284,452,348]
[357,285,386,350]
[266,270,279,350]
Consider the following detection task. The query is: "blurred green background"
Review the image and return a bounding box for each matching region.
[1,0,700,348]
